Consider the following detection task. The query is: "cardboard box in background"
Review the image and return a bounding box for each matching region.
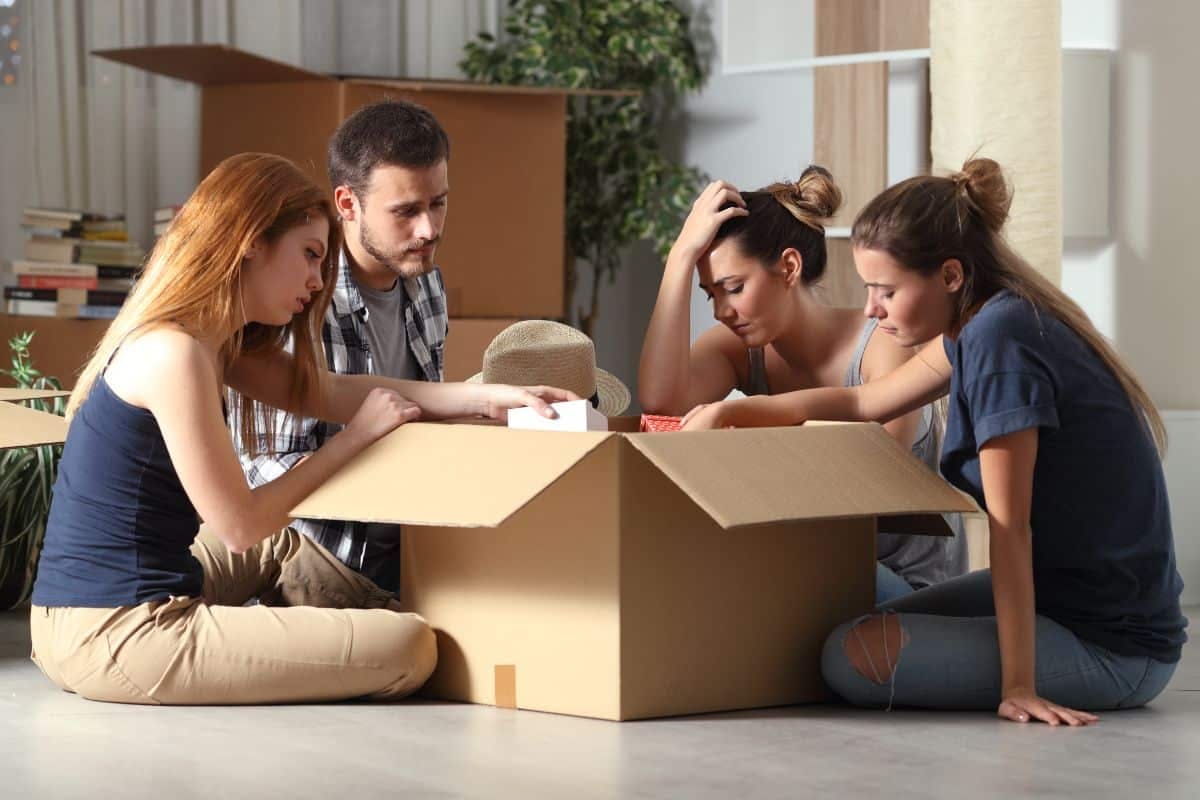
[294,421,977,721]
[442,318,518,382]
[0,315,110,389]
[0,313,513,390]
[92,45,573,320]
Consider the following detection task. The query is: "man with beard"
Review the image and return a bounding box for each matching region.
[236,100,451,593]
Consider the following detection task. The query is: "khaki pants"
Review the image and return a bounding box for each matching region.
[29,526,436,705]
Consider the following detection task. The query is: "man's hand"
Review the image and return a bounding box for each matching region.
[476,384,582,421]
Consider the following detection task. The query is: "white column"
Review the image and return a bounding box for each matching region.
[930,0,1063,284]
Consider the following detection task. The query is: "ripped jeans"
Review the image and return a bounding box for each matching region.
[820,570,1177,711]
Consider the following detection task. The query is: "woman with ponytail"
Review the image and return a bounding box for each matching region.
[686,158,1187,724]
[640,167,966,602]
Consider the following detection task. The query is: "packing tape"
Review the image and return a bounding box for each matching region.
[494,664,517,709]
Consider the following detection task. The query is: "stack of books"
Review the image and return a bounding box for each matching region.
[153,205,182,238]
[5,207,145,320]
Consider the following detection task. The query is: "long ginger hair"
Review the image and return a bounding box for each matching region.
[69,153,342,456]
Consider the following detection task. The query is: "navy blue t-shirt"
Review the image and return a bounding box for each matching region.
[941,291,1186,662]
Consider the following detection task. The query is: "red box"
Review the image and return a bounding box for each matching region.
[639,414,683,433]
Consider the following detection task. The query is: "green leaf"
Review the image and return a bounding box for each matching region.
[460,0,708,333]
[0,333,63,608]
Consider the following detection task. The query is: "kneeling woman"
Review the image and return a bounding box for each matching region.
[682,158,1187,724]
[641,167,965,602]
[30,153,571,705]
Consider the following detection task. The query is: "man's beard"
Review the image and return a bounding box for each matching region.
[359,217,438,280]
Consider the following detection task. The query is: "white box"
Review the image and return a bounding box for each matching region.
[507,399,608,432]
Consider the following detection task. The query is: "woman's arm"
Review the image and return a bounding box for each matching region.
[861,332,930,450]
[227,348,578,424]
[980,428,1097,726]
[120,329,418,553]
[681,336,952,430]
[639,180,748,414]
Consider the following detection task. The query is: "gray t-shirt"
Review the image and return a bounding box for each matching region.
[357,279,423,381]
[356,278,423,590]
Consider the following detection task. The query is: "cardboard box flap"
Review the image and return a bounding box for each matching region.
[0,402,68,450]
[0,388,71,403]
[292,423,612,527]
[626,423,977,530]
[344,77,637,98]
[92,45,330,86]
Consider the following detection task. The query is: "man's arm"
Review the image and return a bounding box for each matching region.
[232,395,328,489]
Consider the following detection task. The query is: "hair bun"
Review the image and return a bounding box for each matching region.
[956,157,1012,233]
[767,165,843,232]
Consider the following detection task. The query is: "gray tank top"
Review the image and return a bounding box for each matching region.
[743,319,967,589]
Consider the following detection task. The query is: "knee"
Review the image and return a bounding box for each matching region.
[377,613,438,699]
[821,613,908,704]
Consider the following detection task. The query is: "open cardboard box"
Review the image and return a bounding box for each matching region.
[0,387,978,720]
[0,390,69,449]
[92,44,587,319]
[293,420,977,720]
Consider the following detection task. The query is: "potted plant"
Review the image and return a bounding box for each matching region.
[461,0,708,337]
[0,333,66,610]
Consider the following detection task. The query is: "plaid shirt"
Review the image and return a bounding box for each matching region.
[237,250,448,578]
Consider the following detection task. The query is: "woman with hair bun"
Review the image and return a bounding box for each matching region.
[640,166,965,602]
[688,157,1187,724]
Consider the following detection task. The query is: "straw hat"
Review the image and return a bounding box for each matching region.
[466,320,631,416]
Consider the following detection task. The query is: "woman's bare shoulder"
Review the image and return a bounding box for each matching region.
[105,323,218,408]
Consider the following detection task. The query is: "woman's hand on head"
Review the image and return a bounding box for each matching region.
[477,384,581,421]
[344,387,422,446]
[998,689,1099,727]
[670,180,749,267]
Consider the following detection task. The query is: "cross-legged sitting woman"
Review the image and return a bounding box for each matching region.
[29,152,572,705]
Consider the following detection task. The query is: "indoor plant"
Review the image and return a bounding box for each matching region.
[0,332,66,610]
[461,0,708,337]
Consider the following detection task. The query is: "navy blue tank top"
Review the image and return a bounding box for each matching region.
[32,374,204,607]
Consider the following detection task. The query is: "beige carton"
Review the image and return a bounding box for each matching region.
[0,391,69,449]
[293,421,976,720]
[92,45,575,319]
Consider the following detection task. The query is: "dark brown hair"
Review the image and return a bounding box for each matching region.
[714,165,842,283]
[327,100,450,200]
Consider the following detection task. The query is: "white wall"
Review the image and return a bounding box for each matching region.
[1058,0,1200,602]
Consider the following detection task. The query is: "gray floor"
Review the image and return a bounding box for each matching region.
[2,609,1197,800]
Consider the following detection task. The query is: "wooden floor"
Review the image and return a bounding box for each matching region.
[1,607,1196,799]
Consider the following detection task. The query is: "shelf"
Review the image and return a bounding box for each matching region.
[723,45,1113,77]
[723,48,930,76]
